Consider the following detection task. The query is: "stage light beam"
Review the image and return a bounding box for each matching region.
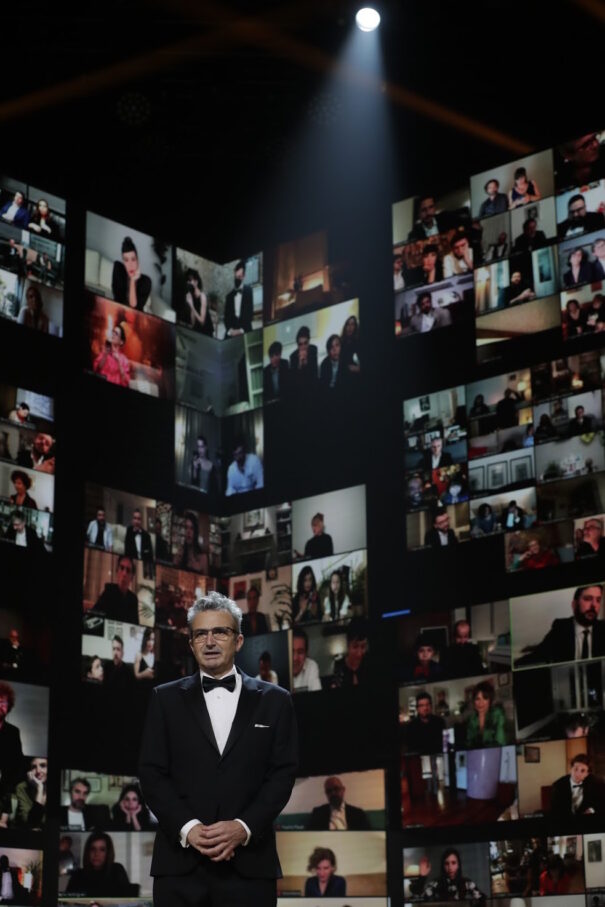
[355,7,380,31]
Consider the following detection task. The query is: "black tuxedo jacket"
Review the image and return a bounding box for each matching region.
[0,721,24,796]
[225,286,253,333]
[59,803,112,830]
[124,527,154,562]
[516,616,605,666]
[263,361,289,402]
[139,669,297,879]
[424,528,458,549]
[550,773,605,819]
[306,802,370,830]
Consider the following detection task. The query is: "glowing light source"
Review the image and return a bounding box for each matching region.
[355,7,380,31]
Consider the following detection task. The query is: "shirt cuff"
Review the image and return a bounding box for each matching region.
[180,818,202,848]
[235,818,251,845]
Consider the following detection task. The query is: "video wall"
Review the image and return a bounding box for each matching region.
[394,126,605,907]
[3,127,605,905]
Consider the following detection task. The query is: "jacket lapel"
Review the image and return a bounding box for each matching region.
[179,673,220,754]
[220,671,262,761]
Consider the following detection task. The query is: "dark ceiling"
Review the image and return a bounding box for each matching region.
[3,0,603,256]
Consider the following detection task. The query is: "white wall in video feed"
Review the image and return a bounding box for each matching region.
[291,485,366,559]
[85,212,174,322]
[8,681,49,757]
[276,830,386,897]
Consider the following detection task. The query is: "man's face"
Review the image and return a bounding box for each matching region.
[455,622,470,645]
[96,509,105,524]
[311,518,323,536]
[573,586,602,625]
[567,134,600,166]
[324,777,345,808]
[419,198,436,224]
[8,630,19,646]
[417,697,432,720]
[112,641,123,665]
[329,337,341,361]
[70,782,89,810]
[116,559,134,592]
[526,220,537,236]
[346,638,367,670]
[571,761,590,784]
[189,609,243,677]
[434,513,450,533]
[487,180,498,197]
[511,271,522,285]
[12,518,25,534]
[292,637,307,676]
[417,645,434,665]
[576,407,585,419]
[528,539,540,555]
[233,445,245,467]
[132,511,142,531]
[569,199,587,219]
[14,192,24,207]
[452,238,468,258]
[584,521,602,540]
[33,433,52,455]
[270,352,281,369]
[234,266,245,284]
[430,438,443,457]
[420,296,432,314]
[246,588,259,614]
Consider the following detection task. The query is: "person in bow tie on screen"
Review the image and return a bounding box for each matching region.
[549,753,605,819]
[224,260,254,337]
[124,508,154,578]
[139,590,298,907]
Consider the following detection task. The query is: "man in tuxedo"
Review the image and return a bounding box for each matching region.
[407,196,447,240]
[0,190,30,228]
[263,341,289,402]
[59,777,111,830]
[417,436,452,472]
[289,326,318,393]
[124,509,154,576]
[305,776,371,830]
[224,261,254,336]
[139,591,297,907]
[515,584,605,666]
[240,587,269,637]
[424,508,458,549]
[549,754,605,819]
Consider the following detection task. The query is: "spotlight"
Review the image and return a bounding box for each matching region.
[355,7,380,31]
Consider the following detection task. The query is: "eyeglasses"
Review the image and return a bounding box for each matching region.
[191,627,237,642]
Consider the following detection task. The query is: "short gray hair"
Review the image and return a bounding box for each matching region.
[187,590,242,635]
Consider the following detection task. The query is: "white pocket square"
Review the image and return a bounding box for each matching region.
[254,723,270,728]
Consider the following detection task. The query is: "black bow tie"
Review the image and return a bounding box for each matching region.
[572,783,584,788]
[203,675,236,693]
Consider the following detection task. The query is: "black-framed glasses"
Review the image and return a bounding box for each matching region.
[191,627,237,643]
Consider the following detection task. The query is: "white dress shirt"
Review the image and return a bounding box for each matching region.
[179,667,251,848]
[292,657,321,692]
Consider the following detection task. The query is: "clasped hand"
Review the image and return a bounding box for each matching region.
[187,820,247,862]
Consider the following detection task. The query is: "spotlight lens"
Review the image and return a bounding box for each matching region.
[356,7,380,30]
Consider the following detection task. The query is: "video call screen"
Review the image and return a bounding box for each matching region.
[0,382,55,552]
[0,175,66,337]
